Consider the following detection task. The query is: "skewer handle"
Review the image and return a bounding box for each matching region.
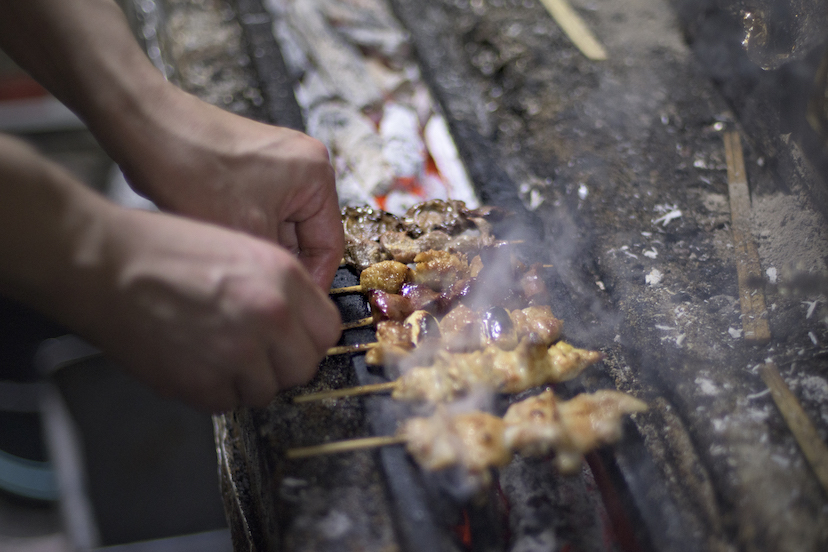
[326,342,380,356]
[294,381,398,403]
[287,435,406,459]
[330,284,364,295]
[342,316,373,330]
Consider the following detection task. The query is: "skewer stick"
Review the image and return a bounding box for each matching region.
[326,342,380,356]
[342,316,373,330]
[330,284,364,295]
[761,362,828,494]
[294,381,398,403]
[287,435,406,459]
[724,130,771,344]
[538,0,608,61]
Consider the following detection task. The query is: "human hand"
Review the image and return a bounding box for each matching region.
[107,86,343,290]
[78,206,343,411]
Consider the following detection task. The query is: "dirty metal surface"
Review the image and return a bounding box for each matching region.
[130,0,828,551]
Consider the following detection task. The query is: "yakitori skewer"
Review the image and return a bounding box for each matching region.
[287,390,647,481]
[301,339,603,403]
[331,302,563,365]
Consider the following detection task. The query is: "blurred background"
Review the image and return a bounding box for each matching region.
[0,47,231,552]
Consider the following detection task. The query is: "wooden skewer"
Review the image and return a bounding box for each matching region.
[761,362,828,494]
[326,342,380,356]
[538,0,608,61]
[342,316,373,330]
[724,130,771,344]
[287,435,406,459]
[330,284,364,295]
[294,381,398,403]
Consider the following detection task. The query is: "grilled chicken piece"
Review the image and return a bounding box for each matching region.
[398,388,644,483]
[375,320,414,350]
[412,250,471,291]
[438,304,481,352]
[366,311,441,366]
[503,390,648,473]
[400,409,510,487]
[360,260,412,294]
[392,339,603,402]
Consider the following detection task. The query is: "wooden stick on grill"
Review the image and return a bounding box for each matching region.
[326,342,381,356]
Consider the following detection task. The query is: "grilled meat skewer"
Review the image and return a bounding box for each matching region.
[290,389,647,484]
[301,338,602,403]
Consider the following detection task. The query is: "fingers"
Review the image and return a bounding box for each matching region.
[295,195,345,290]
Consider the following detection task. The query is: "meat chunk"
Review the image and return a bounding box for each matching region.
[360,260,412,294]
[400,410,511,485]
[412,250,471,291]
[368,290,415,322]
[343,237,390,272]
[510,305,563,345]
[379,230,450,263]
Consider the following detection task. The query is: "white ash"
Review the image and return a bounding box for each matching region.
[696,377,721,396]
[645,268,663,286]
[380,103,424,178]
[264,0,479,212]
[751,192,828,278]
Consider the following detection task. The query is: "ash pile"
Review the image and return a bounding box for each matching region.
[128,0,828,551]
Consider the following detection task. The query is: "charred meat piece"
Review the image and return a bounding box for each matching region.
[519,263,551,306]
[438,304,561,352]
[437,277,475,313]
[344,237,391,272]
[360,260,412,294]
[445,230,496,256]
[379,230,450,263]
[403,199,478,236]
[400,282,441,312]
[412,250,471,291]
[480,307,519,350]
[368,290,415,322]
[367,311,442,368]
[342,206,406,242]
[405,310,442,344]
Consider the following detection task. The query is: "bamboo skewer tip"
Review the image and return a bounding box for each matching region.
[294,380,398,403]
[287,435,406,459]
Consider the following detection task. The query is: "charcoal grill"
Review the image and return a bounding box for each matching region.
[127,1,828,550]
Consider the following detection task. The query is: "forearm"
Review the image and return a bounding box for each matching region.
[0,0,171,168]
[0,134,115,331]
